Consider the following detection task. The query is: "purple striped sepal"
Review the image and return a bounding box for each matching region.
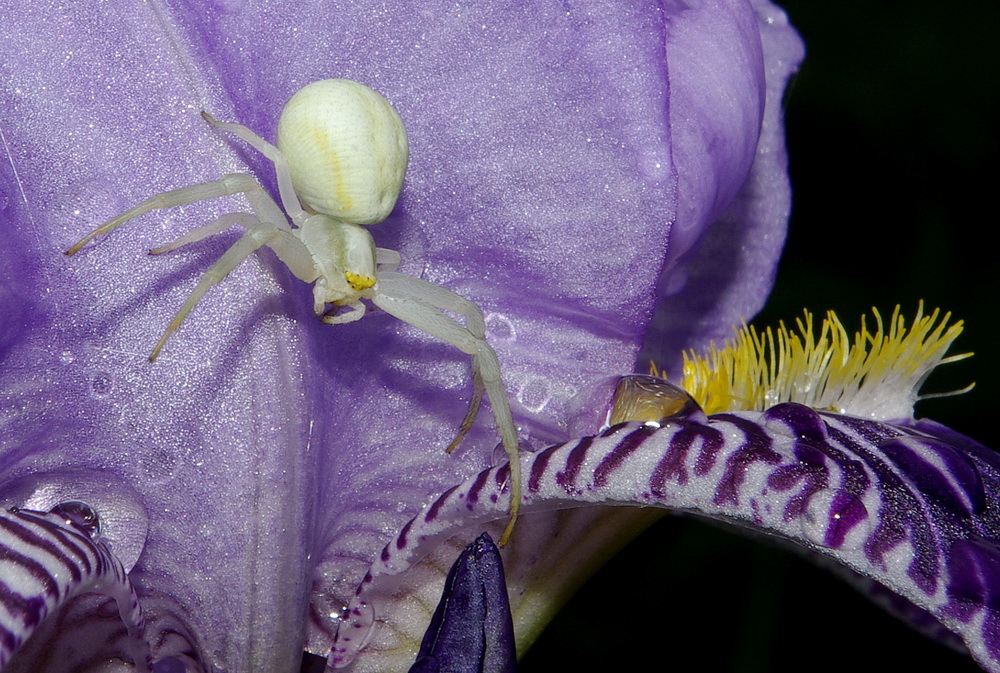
[0,506,151,672]
[332,402,1000,672]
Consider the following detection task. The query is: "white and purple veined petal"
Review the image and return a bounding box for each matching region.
[0,506,151,672]
[331,403,1000,673]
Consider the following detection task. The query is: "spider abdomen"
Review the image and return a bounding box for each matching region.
[277,79,409,225]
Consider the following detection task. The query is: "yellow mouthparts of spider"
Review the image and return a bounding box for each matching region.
[64,79,522,546]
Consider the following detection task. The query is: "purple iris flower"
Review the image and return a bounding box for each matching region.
[8,2,992,673]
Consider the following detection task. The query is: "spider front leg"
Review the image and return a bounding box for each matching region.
[372,272,521,545]
[148,212,259,255]
[145,214,318,360]
[148,221,285,361]
[66,161,320,360]
[65,174,277,256]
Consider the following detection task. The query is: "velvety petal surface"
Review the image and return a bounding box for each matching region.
[0,1,800,671]
[643,0,804,367]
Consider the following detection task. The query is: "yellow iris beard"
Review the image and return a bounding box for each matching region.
[671,303,972,421]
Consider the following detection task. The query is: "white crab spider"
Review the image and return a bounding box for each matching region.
[65,79,522,545]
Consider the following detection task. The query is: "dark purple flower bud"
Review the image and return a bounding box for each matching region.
[409,533,515,673]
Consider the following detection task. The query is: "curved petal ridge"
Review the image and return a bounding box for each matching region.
[332,404,1000,672]
[0,508,151,672]
[644,0,805,367]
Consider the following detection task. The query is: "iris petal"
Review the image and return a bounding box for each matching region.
[343,405,1000,672]
[1,0,802,670]
[0,508,150,672]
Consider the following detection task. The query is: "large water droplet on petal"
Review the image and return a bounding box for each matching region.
[763,402,829,442]
[800,488,870,550]
[0,469,149,571]
[608,374,704,427]
[49,500,101,538]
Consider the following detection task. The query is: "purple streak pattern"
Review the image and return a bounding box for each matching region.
[337,404,1000,672]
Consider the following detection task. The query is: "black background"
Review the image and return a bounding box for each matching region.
[521,2,999,671]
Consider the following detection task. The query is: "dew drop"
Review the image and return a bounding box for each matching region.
[608,374,703,426]
[90,372,113,397]
[1,470,148,571]
[799,488,870,550]
[485,312,516,342]
[49,500,101,538]
[517,376,552,413]
[326,601,349,623]
[491,441,515,467]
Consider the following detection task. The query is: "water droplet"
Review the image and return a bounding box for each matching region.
[763,403,828,442]
[59,350,76,365]
[491,440,525,468]
[608,374,704,426]
[90,372,113,397]
[799,488,870,550]
[517,376,552,413]
[0,470,148,572]
[49,500,101,538]
[327,603,348,622]
[485,312,516,342]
